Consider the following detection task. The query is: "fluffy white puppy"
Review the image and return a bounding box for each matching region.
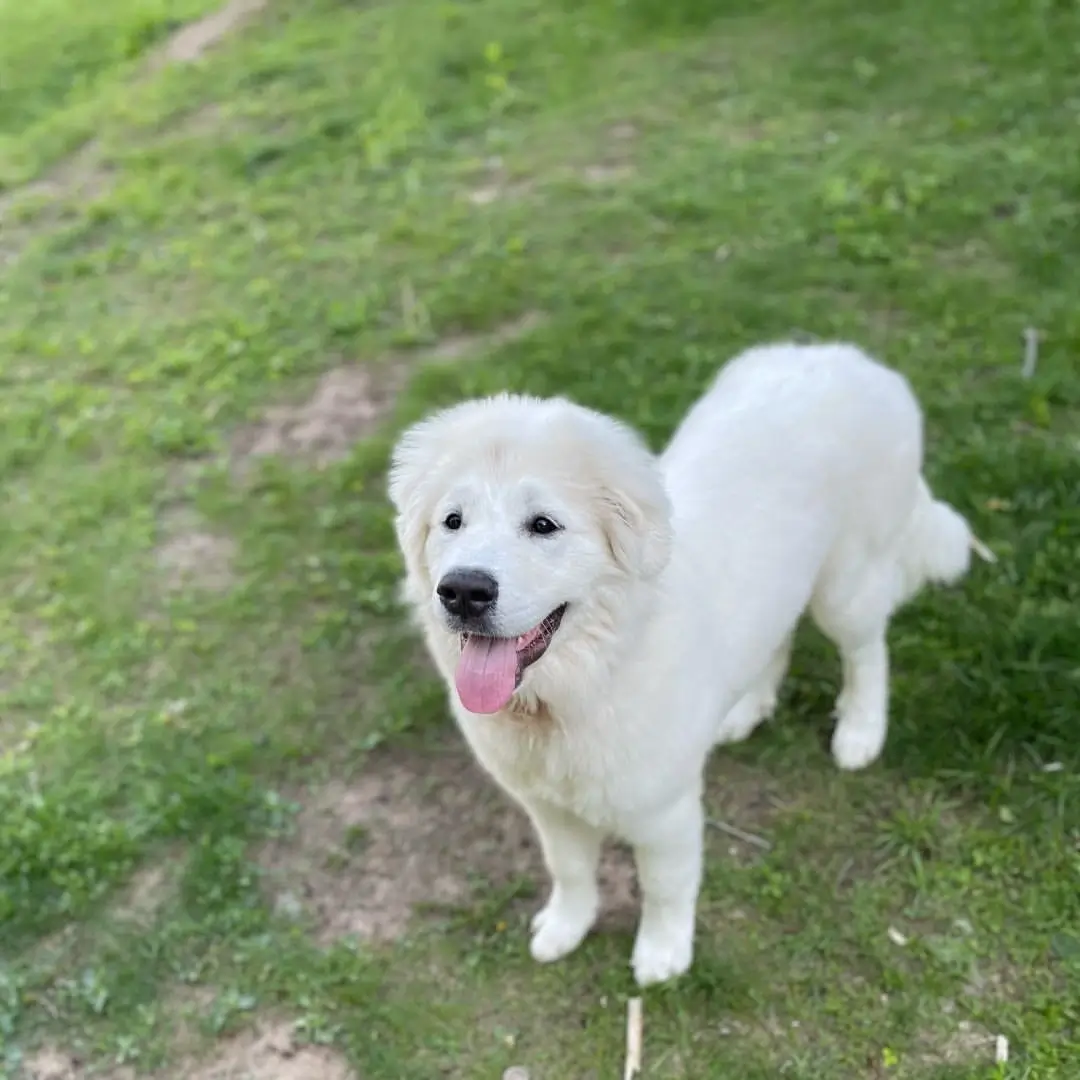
[387,341,988,986]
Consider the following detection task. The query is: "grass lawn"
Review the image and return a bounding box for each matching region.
[1,0,1078,1076]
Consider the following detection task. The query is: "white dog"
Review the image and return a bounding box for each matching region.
[387,341,989,986]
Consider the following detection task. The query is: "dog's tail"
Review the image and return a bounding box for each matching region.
[898,477,995,596]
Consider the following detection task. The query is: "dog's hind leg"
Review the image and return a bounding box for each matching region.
[715,634,793,745]
[810,556,897,771]
[812,477,983,771]
[828,633,889,770]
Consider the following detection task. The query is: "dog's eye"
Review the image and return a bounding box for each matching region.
[527,515,561,536]
[443,511,463,531]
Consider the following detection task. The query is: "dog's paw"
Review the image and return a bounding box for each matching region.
[529,894,595,964]
[831,714,886,771]
[631,928,693,987]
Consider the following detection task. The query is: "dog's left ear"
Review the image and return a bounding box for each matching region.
[597,454,673,581]
[387,415,445,592]
[387,418,431,519]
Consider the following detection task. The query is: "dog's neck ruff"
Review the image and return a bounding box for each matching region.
[501,693,556,727]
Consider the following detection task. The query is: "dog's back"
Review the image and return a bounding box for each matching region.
[663,342,922,520]
[660,340,982,769]
[662,340,971,582]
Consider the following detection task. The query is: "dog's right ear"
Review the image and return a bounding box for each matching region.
[582,414,673,581]
[597,469,673,581]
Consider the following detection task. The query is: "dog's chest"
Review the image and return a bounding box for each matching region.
[462,717,621,828]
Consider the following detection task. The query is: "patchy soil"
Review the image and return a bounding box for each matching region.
[21,1048,133,1080]
[0,142,110,268]
[581,163,634,185]
[703,754,792,861]
[110,852,186,926]
[181,1020,356,1080]
[231,313,546,470]
[154,508,237,592]
[0,142,107,221]
[232,365,406,471]
[155,983,221,1065]
[914,1019,999,1070]
[21,1020,355,1080]
[258,742,644,945]
[165,103,253,146]
[933,239,1015,286]
[257,741,795,947]
[464,122,638,205]
[22,1047,82,1080]
[258,745,539,944]
[152,0,268,68]
[422,311,547,365]
[1,0,268,269]
[0,614,52,732]
[464,157,534,206]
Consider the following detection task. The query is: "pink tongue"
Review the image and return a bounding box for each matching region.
[455,636,519,714]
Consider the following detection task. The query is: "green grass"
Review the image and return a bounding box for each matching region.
[0,0,227,187]
[1,0,1078,1076]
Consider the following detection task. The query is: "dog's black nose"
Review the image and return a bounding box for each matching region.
[437,569,499,621]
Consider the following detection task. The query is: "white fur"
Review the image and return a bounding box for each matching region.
[387,341,980,986]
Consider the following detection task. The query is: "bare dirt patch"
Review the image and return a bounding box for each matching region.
[594,840,639,933]
[0,143,105,218]
[464,120,640,205]
[110,852,185,926]
[152,0,268,68]
[0,142,111,269]
[259,740,794,947]
[22,1020,355,1080]
[577,121,638,187]
[258,742,641,945]
[1,1,267,270]
[259,745,539,943]
[165,103,255,147]
[157,982,220,1061]
[231,312,545,470]
[155,507,237,592]
[0,611,52,723]
[179,1019,356,1080]
[232,364,407,471]
[581,163,634,185]
[912,1019,999,1071]
[703,756,792,861]
[933,239,1015,286]
[464,157,534,206]
[22,1047,82,1080]
[21,1049,134,1080]
[423,310,547,365]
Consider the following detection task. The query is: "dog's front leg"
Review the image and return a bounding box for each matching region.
[522,798,603,964]
[627,793,704,986]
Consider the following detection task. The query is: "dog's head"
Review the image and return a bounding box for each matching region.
[388,393,672,715]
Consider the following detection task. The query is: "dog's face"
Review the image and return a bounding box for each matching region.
[388,394,672,715]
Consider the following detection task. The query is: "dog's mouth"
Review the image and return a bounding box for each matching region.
[454,604,568,715]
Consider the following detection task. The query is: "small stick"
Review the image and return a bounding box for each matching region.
[1021,327,1039,379]
[995,1034,1009,1064]
[624,997,643,1080]
[708,818,772,851]
[970,534,997,564]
